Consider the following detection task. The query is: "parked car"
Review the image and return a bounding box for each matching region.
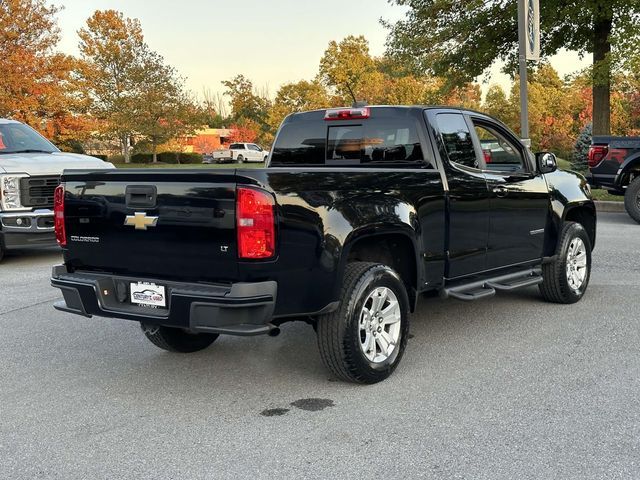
[209,143,269,164]
[0,118,113,261]
[51,106,595,383]
[587,136,640,223]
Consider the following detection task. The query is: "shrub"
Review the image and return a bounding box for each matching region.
[157,152,179,164]
[131,153,153,164]
[178,152,203,164]
[108,154,125,164]
[90,154,109,161]
[571,123,592,172]
[156,152,202,164]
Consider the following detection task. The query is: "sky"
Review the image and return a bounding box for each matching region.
[56,0,590,102]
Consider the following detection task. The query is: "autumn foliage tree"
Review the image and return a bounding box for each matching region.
[135,52,196,162]
[77,10,148,162]
[385,0,640,136]
[228,121,259,144]
[77,10,195,162]
[0,0,83,143]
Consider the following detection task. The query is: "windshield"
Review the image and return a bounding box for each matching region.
[0,123,59,155]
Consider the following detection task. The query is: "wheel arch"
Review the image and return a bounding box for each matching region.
[617,153,640,187]
[562,204,597,251]
[338,229,420,312]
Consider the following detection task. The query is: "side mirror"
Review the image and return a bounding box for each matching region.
[536,152,557,174]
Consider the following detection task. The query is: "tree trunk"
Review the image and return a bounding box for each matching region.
[122,135,131,164]
[152,141,157,163]
[592,11,612,136]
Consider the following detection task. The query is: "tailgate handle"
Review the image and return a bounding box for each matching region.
[126,185,157,208]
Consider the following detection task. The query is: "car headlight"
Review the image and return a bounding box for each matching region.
[0,174,28,211]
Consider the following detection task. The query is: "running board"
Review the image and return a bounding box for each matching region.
[442,268,542,302]
[448,286,496,301]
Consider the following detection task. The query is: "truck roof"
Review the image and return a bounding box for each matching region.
[283,105,492,123]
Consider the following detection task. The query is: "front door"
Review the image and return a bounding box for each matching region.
[469,117,550,270]
[247,144,262,161]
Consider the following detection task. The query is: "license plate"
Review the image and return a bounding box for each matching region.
[130,282,167,308]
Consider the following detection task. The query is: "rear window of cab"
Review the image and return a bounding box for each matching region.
[270,110,431,167]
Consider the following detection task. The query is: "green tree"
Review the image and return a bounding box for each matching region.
[222,74,270,125]
[77,10,147,162]
[266,80,330,138]
[318,35,475,106]
[483,85,512,124]
[571,123,592,171]
[385,0,640,135]
[318,35,377,102]
[135,51,196,163]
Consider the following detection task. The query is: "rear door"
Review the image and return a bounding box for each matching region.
[430,111,490,279]
[469,116,549,269]
[63,170,238,283]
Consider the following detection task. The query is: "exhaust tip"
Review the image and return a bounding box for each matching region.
[268,327,281,337]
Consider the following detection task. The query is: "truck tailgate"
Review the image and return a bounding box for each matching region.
[62,170,238,283]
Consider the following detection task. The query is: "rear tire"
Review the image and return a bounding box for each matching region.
[539,221,592,304]
[141,324,219,353]
[237,155,244,164]
[624,177,640,224]
[316,262,410,384]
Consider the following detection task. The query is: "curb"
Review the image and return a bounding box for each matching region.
[594,201,626,213]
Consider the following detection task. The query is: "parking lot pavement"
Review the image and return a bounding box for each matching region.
[1,212,639,480]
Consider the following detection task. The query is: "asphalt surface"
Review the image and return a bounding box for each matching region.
[1,212,639,479]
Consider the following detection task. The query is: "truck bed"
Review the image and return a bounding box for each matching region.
[59,166,446,317]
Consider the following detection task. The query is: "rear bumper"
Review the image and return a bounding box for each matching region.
[586,172,623,192]
[51,265,278,336]
[0,209,57,250]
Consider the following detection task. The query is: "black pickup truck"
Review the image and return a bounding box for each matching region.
[51,106,596,383]
[587,136,640,223]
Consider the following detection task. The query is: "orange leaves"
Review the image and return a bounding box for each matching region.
[228,121,259,144]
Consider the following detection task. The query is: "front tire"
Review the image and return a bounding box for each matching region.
[539,222,592,304]
[624,177,640,224]
[316,262,410,384]
[141,324,219,353]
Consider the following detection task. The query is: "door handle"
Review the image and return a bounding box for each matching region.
[492,187,508,198]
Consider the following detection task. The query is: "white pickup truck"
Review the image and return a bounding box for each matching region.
[0,118,113,261]
[206,143,269,164]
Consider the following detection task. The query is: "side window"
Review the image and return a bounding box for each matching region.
[473,123,524,172]
[230,143,244,150]
[248,144,260,151]
[435,113,478,169]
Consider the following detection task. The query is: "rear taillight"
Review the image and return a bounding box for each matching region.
[53,185,66,246]
[237,187,275,259]
[588,145,608,168]
[324,107,370,121]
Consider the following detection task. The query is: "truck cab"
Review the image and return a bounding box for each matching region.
[229,143,269,163]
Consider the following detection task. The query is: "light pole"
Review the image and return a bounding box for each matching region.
[518,0,539,146]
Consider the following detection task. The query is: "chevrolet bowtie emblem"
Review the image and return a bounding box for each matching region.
[124,212,158,230]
